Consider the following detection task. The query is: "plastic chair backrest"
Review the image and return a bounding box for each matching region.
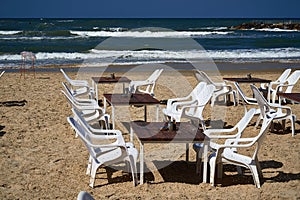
[189,83,215,121]
[147,69,164,83]
[252,112,276,159]
[285,70,300,93]
[195,71,214,85]
[234,82,247,101]
[0,71,5,78]
[251,85,271,118]
[277,68,292,83]
[60,69,74,85]
[67,117,98,159]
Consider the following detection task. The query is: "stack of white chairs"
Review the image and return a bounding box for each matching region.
[193,108,257,176]
[195,70,237,107]
[162,82,215,129]
[207,111,276,188]
[60,68,96,100]
[62,69,138,187]
[259,68,291,102]
[251,85,296,137]
[68,111,138,188]
[61,82,109,128]
[269,70,300,103]
[234,82,259,114]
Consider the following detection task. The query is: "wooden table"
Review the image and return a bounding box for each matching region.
[130,121,206,184]
[103,93,160,130]
[223,77,271,83]
[224,77,272,101]
[277,92,300,103]
[92,76,131,100]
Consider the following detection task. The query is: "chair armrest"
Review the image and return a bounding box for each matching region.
[204,128,240,139]
[172,99,197,109]
[180,103,206,120]
[218,137,256,148]
[166,96,191,108]
[268,102,289,109]
[274,83,294,93]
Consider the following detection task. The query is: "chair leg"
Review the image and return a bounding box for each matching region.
[128,155,138,186]
[89,163,98,188]
[249,165,261,188]
[255,157,263,180]
[209,156,216,186]
[86,155,92,175]
[232,91,237,106]
[270,121,275,132]
[291,115,296,137]
[255,116,262,128]
[211,96,216,107]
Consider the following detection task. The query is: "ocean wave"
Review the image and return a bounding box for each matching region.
[70,30,233,38]
[253,28,300,32]
[0,36,80,40]
[0,31,22,35]
[1,48,299,64]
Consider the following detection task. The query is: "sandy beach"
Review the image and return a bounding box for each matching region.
[0,68,299,199]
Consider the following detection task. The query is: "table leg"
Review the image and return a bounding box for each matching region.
[111,104,115,129]
[93,80,98,102]
[156,105,159,122]
[122,83,125,94]
[140,142,144,185]
[203,139,209,183]
[144,105,147,122]
[185,143,189,162]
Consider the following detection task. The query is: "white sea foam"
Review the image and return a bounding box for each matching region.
[1,48,299,68]
[0,31,22,35]
[0,36,80,40]
[70,30,233,38]
[254,28,299,32]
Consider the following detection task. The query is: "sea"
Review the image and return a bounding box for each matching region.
[1,18,300,70]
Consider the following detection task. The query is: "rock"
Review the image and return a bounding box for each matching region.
[231,21,300,31]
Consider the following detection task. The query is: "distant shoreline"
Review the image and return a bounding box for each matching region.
[2,60,299,73]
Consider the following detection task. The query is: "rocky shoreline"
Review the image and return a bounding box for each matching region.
[231,21,300,31]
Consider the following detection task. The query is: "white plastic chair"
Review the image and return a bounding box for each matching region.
[195,70,237,106]
[67,116,138,188]
[162,82,206,122]
[180,84,215,127]
[259,68,291,102]
[61,82,109,127]
[162,82,214,126]
[193,108,257,175]
[234,82,260,114]
[251,85,296,137]
[129,69,163,96]
[270,70,300,103]
[60,68,95,99]
[0,71,5,78]
[208,112,276,188]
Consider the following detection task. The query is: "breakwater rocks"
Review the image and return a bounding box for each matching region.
[231,22,300,31]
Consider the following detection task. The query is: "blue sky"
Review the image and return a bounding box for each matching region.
[1,0,300,18]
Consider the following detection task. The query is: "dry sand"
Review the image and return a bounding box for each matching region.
[0,69,299,199]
